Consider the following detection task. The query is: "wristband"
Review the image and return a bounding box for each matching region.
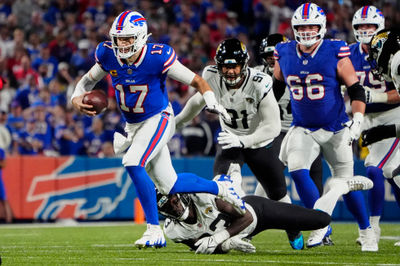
[371,91,388,103]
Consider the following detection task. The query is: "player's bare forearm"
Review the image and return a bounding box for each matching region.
[190,74,213,95]
[350,100,365,115]
[215,198,253,237]
[387,90,400,104]
[337,57,359,87]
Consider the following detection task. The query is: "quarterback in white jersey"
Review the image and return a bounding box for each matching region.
[175,38,303,249]
[158,175,373,254]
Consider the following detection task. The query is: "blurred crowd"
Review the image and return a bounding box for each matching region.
[0,0,398,158]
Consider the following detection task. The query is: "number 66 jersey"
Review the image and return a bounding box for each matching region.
[274,39,351,132]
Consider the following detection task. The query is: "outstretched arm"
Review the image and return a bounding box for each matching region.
[361,124,400,146]
[174,92,206,130]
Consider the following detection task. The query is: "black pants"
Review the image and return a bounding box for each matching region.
[244,195,331,238]
[214,141,287,201]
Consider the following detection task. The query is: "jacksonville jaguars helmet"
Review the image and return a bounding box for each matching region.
[369,29,400,82]
[291,3,326,47]
[156,190,192,221]
[259,33,287,74]
[109,11,151,59]
[214,38,249,86]
[352,6,385,44]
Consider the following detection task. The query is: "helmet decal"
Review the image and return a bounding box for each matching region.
[116,11,131,31]
[302,3,311,19]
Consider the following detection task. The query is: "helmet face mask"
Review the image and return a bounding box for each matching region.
[109,11,151,59]
[259,33,287,75]
[291,3,326,47]
[215,38,249,87]
[157,192,192,221]
[352,6,385,44]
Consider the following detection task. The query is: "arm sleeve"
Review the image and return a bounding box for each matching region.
[239,91,281,147]
[167,60,196,85]
[174,92,206,129]
[70,63,107,100]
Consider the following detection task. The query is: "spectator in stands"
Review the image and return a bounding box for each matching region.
[83,116,113,157]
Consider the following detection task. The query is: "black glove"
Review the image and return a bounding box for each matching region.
[361,125,397,146]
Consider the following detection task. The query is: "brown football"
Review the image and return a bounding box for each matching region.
[82,90,108,114]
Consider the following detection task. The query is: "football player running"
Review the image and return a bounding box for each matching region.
[71,11,245,249]
[255,33,324,214]
[362,29,400,246]
[175,38,304,250]
[349,6,400,246]
[273,3,377,251]
[158,175,373,254]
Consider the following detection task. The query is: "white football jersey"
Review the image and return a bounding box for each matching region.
[163,193,257,243]
[391,50,400,91]
[254,65,292,132]
[203,65,276,146]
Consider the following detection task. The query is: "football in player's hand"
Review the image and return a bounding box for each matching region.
[82,90,108,114]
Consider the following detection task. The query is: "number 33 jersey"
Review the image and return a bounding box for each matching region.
[275,39,350,131]
[202,65,274,139]
[163,193,257,243]
[95,41,177,123]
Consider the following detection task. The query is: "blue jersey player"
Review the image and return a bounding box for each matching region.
[71,11,245,249]
[350,6,400,246]
[273,3,377,251]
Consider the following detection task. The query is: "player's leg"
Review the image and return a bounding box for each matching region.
[0,175,12,223]
[282,127,321,208]
[307,176,373,247]
[244,195,331,238]
[324,128,377,251]
[244,145,303,249]
[310,154,324,196]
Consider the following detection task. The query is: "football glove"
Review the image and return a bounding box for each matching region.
[194,230,230,254]
[221,235,256,253]
[361,124,397,146]
[205,103,231,122]
[217,131,244,149]
[364,87,388,104]
[342,112,364,145]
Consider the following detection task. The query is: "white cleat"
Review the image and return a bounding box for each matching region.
[346,175,374,192]
[307,225,332,248]
[395,241,400,246]
[359,227,378,252]
[134,224,166,249]
[356,218,381,245]
[215,174,246,215]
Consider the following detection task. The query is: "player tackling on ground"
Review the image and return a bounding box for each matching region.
[71,10,245,249]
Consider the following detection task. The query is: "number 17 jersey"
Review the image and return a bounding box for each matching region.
[275,39,350,131]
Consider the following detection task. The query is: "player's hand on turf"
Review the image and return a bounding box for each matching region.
[361,125,397,146]
[71,93,97,117]
[217,131,244,149]
[342,112,363,145]
[194,236,219,254]
[221,235,256,253]
[205,103,231,122]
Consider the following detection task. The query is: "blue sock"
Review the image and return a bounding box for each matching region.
[343,191,369,229]
[125,166,159,225]
[387,178,400,208]
[366,166,385,216]
[169,173,219,195]
[290,169,320,208]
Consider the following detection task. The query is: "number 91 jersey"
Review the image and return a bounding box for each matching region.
[203,65,273,144]
[274,40,350,131]
[95,41,176,123]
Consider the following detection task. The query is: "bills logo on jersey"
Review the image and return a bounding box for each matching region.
[130,15,146,27]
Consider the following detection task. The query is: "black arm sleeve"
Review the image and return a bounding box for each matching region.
[272,77,286,102]
[347,82,366,103]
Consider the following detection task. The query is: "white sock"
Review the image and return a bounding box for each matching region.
[254,183,268,198]
[278,194,292,204]
[370,216,380,227]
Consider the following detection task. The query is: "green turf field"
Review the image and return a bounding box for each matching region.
[1,222,399,265]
